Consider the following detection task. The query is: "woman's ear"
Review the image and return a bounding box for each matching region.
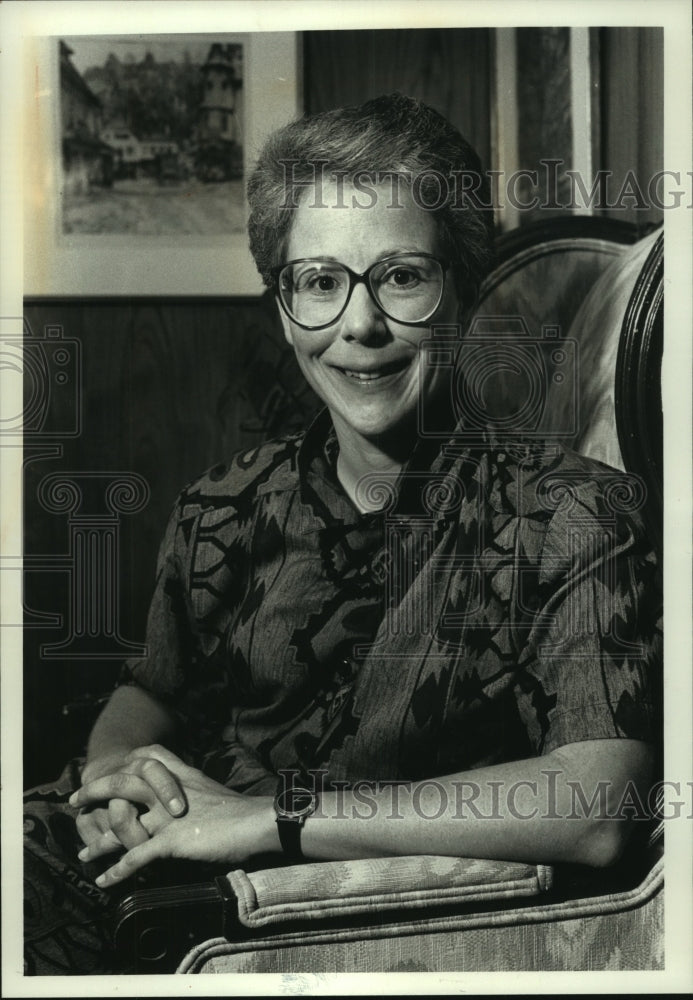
[276,296,295,347]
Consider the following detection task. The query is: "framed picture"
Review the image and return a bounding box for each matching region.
[24,31,301,296]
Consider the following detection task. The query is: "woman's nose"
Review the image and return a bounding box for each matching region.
[339,282,388,343]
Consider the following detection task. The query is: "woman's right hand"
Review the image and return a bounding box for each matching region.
[74,746,187,861]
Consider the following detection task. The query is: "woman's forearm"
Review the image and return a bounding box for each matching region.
[71,738,654,886]
[301,739,654,868]
[83,684,179,781]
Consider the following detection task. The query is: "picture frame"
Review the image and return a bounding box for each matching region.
[24,31,301,296]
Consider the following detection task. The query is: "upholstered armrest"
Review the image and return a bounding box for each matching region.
[111,855,553,971]
[178,853,663,975]
[114,834,663,972]
[225,855,554,930]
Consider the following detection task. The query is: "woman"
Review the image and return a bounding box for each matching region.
[24,94,660,973]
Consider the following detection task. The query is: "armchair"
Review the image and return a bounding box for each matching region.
[111,217,664,974]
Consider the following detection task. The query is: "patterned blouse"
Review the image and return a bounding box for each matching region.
[122,410,661,793]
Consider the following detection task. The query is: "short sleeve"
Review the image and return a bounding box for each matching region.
[119,495,197,702]
[515,500,662,756]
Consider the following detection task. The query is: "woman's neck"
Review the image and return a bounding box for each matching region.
[332,414,414,513]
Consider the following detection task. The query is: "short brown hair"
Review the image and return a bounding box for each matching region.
[247,93,494,318]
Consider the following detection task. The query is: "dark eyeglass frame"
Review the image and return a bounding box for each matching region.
[270,252,451,331]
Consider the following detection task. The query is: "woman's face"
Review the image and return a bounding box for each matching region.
[278,180,460,452]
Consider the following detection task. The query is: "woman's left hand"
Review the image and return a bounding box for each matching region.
[69,747,280,887]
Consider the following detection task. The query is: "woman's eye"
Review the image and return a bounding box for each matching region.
[315,274,337,292]
[295,270,342,293]
[385,267,421,288]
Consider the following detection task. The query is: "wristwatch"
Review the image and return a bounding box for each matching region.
[273,775,319,863]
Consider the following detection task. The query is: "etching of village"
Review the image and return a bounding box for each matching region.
[59,37,244,235]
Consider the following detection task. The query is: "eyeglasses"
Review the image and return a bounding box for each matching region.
[271,253,450,330]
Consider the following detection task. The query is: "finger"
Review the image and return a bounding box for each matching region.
[107,797,150,851]
[127,745,201,784]
[127,748,222,798]
[127,758,187,817]
[138,809,157,837]
[77,827,122,863]
[75,809,101,846]
[75,807,114,848]
[127,744,183,769]
[94,836,166,888]
[68,773,155,811]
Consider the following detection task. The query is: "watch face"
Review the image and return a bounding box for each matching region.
[275,786,317,819]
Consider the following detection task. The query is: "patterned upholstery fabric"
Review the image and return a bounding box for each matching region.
[179,857,662,973]
[227,855,553,929]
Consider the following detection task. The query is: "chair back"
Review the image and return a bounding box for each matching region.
[471,218,663,542]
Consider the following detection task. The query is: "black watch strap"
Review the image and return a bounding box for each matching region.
[273,776,318,863]
[275,813,304,862]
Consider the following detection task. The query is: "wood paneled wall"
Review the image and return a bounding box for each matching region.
[22,296,320,785]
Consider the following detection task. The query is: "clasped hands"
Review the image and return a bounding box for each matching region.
[70,745,278,888]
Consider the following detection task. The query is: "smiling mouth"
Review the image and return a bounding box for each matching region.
[333,358,411,382]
